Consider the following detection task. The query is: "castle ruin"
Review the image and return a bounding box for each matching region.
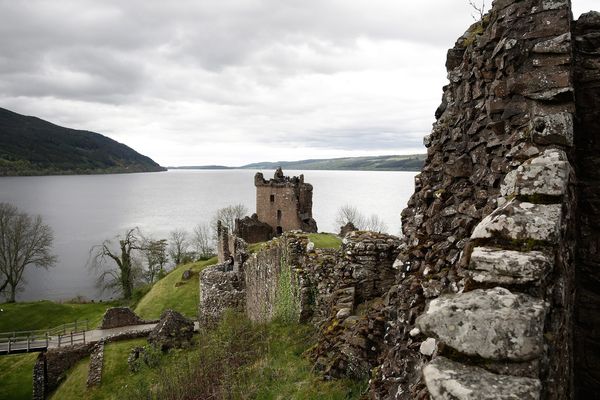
[200,1,600,399]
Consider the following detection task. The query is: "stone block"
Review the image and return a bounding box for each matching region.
[531,112,573,146]
[416,287,547,361]
[423,356,541,400]
[466,247,553,285]
[471,199,562,243]
[532,32,571,53]
[501,149,570,198]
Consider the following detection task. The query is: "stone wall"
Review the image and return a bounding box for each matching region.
[198,263,246,327]
[244,233,310,322]
[234,213,273,244]
[573,11,600,397]
[370,0,580,398]
[86,341,104,387]
[99,307,146,329]
[255,168,318,233]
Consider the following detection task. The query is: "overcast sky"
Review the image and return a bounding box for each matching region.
[0,1,596,166]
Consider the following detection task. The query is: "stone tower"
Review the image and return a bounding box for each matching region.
[254,168,317,235]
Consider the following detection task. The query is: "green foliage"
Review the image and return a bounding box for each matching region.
[0,107,164,176]
[134,257,218,319]
[307,233,342,249]
[0,353,38,400]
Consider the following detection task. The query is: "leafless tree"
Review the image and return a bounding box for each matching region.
[0,203,56,302]
[210,204,249,236]
[193,223,215,260]
[141,237,169,283]
[364,214,389,233]
[468,0,486,21]
[169,229,190,266]
[335,204,366,229]
[335,204,388,233]
[89,227,143,300]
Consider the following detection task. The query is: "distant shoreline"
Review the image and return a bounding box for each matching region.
[168,153,426,172]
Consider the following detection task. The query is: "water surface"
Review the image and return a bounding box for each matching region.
[0,169,417,301]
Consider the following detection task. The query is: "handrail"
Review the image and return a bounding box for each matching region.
[0,319,90,354]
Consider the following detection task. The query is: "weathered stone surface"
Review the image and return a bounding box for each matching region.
[533,32,571,53]
[199,263,245,327]
[471,199,562,243]
[86,341,104,387]
[423,357,541,400]
[531,112,574,146]
[501,149,570,198]
[148,309,194,351]
[466,247,553,285]
[416,288,547,360]
[100,307,145,329]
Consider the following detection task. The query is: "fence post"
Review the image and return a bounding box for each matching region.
[8,337,11,353]
[83,330,86,344]
[58,335,61,348]
[70,331,73,346]
[27,335,30,352]
[46,332,49,348]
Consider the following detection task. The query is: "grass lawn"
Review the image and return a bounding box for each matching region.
[307,233,342,249]
[0,353,38,400]
[0,300,119,332]
[134,257,217,320]
[239,322,366,399]
[50,338,155,400]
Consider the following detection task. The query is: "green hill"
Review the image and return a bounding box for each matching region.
[171,153,426,171]
[0,107,166,176]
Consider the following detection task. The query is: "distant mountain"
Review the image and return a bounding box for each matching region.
[171,154,426,172]
[0,107,166,176]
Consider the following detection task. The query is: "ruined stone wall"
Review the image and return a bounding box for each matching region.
[198,263,246,327]
[573,11,600,397]
[371,0,579,398]
[244,233,310,322]
[255,169,317,233]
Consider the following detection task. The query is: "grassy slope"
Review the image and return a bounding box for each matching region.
[307,233,342,249]
[0,353,38,400]
[50,323,364,400]
[134,257,217,320]
[0,300,118,332]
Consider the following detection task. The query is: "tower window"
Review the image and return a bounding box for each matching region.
[277,209,282,222]
[270,194,275,202]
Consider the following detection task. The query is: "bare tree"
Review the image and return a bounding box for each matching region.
[0,203,56,302]
[141,237,169,283]
[364,214,389,233]
[193,223,215,260]
[89,228,143,300]
[210,204,249,236]
[335,204,366,229]
[468,0,486,21]
[169,229,189,266]
[335,204,388,233]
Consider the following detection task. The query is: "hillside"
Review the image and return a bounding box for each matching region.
[171,153,426,171]
[0,107,166,176]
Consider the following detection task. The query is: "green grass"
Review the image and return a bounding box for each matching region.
[307,233,342,249]
[0,300,119,332]
[240,322,366,399]
[134,257,217,320]
[50,338,155,400]
[0,353,38,400]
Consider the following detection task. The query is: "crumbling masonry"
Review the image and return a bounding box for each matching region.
[199,1,600,399]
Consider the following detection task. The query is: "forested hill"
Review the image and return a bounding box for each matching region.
[0,107,166,176]
[172,154,426,171]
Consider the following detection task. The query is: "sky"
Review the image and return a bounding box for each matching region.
[0,1,596,167]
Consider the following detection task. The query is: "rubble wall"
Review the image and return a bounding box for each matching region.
[573,11,600,397]
[372,0,579,398]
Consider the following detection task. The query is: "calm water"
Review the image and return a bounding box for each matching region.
[0,169,417,301]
